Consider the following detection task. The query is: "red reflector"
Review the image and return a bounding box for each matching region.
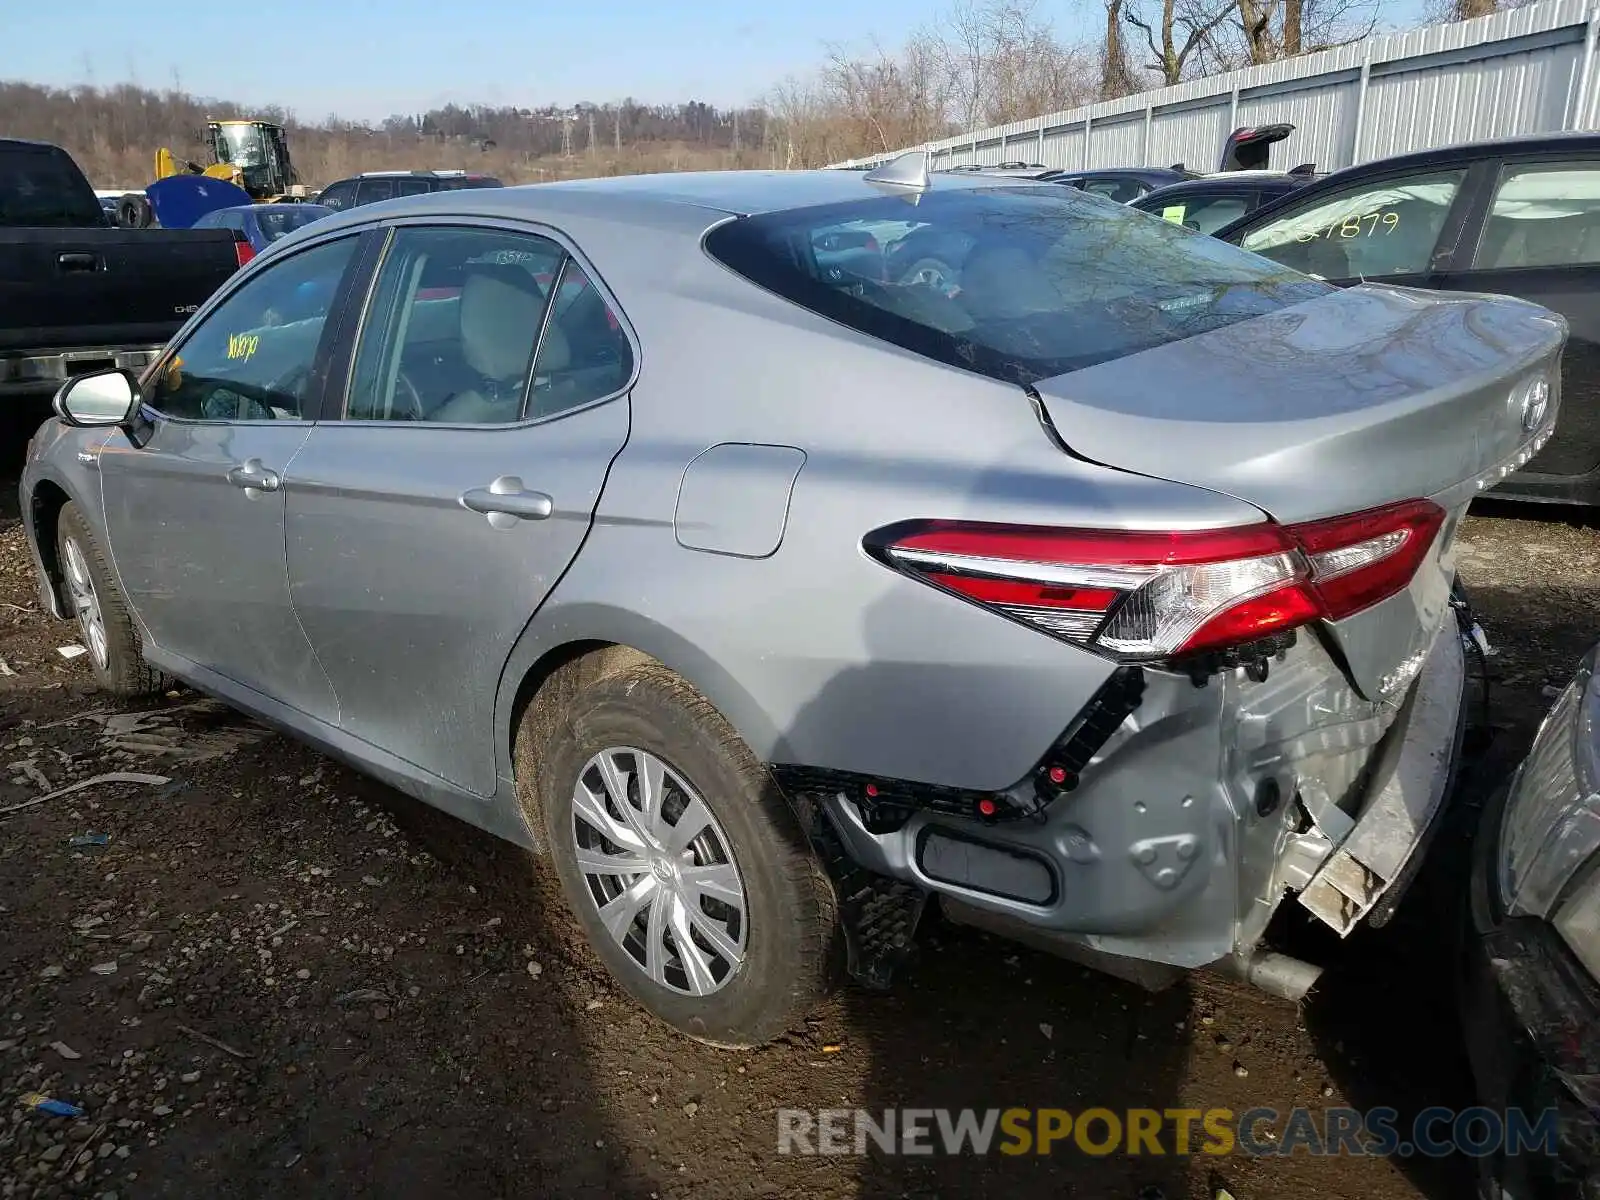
[925,572,1118,614]
[1047,766,1067,785]
[977,798,997,816]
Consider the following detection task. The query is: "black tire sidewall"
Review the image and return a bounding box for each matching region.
[55,502,155,695]
[540,667,826,1047]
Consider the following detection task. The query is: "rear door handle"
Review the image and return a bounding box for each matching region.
[461,475,554,525]
[57,252,100,273]
[226,458,282,493]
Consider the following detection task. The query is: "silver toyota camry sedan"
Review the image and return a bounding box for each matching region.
[19,154,1567,1047]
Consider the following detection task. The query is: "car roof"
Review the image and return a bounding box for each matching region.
[1324,130,1600,176]
[1058,166,1194,180]
[433,169,1035,216]
[1137,174,1306,201]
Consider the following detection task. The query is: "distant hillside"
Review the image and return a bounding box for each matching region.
[0,81,780,189]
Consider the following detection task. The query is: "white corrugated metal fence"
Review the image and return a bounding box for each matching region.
[827,0,1600,174]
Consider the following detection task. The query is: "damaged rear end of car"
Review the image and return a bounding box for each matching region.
[706,178,1568,996]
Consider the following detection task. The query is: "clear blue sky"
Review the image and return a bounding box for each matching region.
[8,0,970,120]
[9,0,1428,122]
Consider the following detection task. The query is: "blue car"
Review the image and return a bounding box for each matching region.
[192,203,333,254]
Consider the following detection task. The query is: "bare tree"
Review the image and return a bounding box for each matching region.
[1101,0,1142,99]
[1125,0,1237,85]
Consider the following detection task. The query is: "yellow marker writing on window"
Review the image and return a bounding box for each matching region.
[1161,205,1187,224]
[226,333,260,362]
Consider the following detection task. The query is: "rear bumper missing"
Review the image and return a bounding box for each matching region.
[795,616,1468,971]
[1293,619,1467,935]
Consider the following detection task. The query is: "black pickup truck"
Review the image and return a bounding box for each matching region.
[0,138,243,404]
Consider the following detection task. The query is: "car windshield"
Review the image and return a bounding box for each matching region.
[256,205,332,242]
[705,186,1331,385]
[215,124,266,168]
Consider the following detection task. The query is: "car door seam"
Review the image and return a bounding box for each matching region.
[278,423,344,726]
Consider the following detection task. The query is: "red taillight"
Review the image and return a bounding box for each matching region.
[873,498,1443,662]
[234,238,256,268]
[1291,499,1445,620]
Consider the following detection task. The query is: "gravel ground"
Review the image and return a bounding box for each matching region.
[1,408,1596,1199]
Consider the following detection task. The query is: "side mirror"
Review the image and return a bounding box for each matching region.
[54,368,140,427]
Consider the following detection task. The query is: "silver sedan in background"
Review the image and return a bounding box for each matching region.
[19,156,1566,1046]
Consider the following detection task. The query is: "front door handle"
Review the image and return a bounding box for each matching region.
[226,458,282,493]
[461,475,554,525]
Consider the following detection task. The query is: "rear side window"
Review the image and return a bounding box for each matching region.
[705,187,1330,385]
[1475,162,1600,269]
[397,178,432,197]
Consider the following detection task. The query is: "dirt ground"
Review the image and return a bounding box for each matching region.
[1,407,1596,1199]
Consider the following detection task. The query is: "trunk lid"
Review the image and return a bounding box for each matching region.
[1031,283,1566,698]
[1031,284,1564,527]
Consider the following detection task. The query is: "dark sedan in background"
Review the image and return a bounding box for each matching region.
[1132,171,1313,235]
[1218,132,1600,506]
[192,203,334,256]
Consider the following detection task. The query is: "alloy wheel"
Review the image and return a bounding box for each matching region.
[61,537,108,671]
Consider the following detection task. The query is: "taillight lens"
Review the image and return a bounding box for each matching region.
[1292,500,1445,620]
[234,238,256,268]
[872,498,1443,662]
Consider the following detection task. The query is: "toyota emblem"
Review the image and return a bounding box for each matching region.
[1521,377,1550,431]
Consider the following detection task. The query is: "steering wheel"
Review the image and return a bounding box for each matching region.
[898,257,960,295]
[388,370,425,421]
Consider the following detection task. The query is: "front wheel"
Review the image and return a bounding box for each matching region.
[533,663,837,1047]
[55,501,168,697]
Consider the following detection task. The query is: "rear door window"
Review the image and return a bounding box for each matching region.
[706,186,1330,386]
[354,178,397,206]
[1473,161,1600,269]
[397,178,432,197]
[1237,169,1467,279]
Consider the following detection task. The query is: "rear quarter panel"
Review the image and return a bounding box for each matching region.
[492,211,1274,794]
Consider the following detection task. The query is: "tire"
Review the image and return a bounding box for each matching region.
[55,502,169,697]
[530,662,837,1047]
[115,193,153,229]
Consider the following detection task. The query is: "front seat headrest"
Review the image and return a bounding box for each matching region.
[459,263,545,383]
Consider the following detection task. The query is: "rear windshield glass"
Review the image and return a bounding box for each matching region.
[705,186,1331,385]
[257,205,332,242]
[0,147,104,227]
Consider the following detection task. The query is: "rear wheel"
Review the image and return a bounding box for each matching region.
[530,662,837,1047]
[55,502,168,697]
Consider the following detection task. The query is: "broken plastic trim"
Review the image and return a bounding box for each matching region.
[769,665,1146,832]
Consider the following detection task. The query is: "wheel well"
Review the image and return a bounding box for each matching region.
[508,640,655,843]
[28,480,71,612]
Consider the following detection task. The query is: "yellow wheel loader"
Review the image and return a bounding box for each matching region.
[119,119,309,227]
